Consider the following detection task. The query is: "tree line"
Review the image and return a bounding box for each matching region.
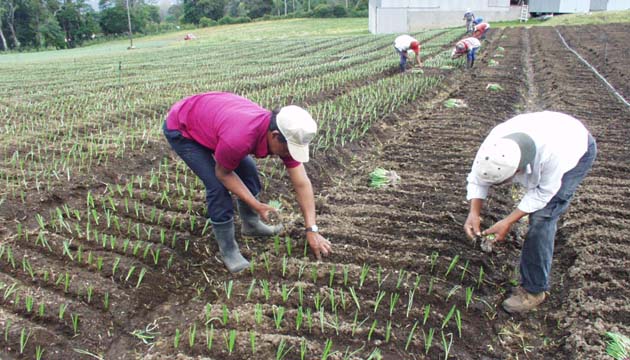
[0,0,367,51]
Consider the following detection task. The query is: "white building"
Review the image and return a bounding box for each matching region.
[530,0,630,13]
[368,0,521,34]
[590,0,630,11]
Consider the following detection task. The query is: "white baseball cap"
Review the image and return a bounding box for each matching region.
[472,133,536,184]
[276,105,317,163]
[472,138,521,184]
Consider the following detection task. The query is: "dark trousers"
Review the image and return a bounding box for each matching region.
[163,122,261,222]
[520,134,597,293]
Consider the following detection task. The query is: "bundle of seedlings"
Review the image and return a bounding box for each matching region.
[369,168,401,188]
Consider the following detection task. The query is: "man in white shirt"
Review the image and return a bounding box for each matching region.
[393,34,422,73]
[464,111,597,313]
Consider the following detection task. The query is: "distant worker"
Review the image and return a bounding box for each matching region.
[473,22,490,40]
[451,37,481,69]
[163,92,332,273]
[464,111,597,313]
[463,9,476,34]
[393,34,422,73]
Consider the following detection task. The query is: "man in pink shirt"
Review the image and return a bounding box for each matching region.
[164,92,332,273]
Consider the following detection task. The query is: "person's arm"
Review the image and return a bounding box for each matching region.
[464,198,484,239]
[286,164,332,260]
[483,208,529,241]
[215,163,276,221]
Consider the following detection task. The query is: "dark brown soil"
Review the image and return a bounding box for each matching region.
[0,24,629,360]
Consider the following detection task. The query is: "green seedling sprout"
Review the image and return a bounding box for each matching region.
[441,331,453,360]
[296,307,304,331]
[423,328,435,355]
[430,252,439,273]
[405,320,419,351]
[446,285,461,301]
[444,255,460,278]
[368,319,378,341]
[221,304,229,326]
[359,264,370,288]
[188,322,197,348]
[321,338,334,360]
[477,266,485,289]
[427,277,435,295]
[300,338,307,360]
[374,290,386,313]
[19,327,31,354]
[339,289,347,311]
[442,305,456,329]
[329,264,336,287]
[465,287,474,309]
[249,331,256,354]
[282,256,288,278]
[460,260,469,282]
[389,292,400,316]
[286,236,293,256]
[423,304,431,325]
[225,329,237,354]
[35,345,45,360]
[385,321,392,343]
[224,280,233,300]
[246,279,256,301]
[71,313,80,335]
[455,310,462,338]
[174,328,182,349]
[254,304,263,325]
[206,324,214,351]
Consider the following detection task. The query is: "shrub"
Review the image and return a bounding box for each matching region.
[218,16,252,25]
[199,17,218,27]
[312,4,333,18]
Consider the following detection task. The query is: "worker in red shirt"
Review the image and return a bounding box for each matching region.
[473,22,490,40]
[164,92,332,273]
[451,37,481,69]
[393,34,422,73]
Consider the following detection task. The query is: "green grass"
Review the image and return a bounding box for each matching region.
[492,9,630,28]
[0,18,369,64]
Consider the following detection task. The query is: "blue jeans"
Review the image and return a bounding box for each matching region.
[394,45,406,72]
[520,134,597,293]
[163,122,261,223]
[467,48,478,62]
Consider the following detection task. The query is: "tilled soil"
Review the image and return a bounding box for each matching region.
[0,25,629,360]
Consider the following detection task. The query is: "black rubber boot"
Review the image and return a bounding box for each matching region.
[236,198,283,237]
[212,219,249,273]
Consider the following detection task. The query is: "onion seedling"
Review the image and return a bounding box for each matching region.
[206,324,214,350]
[441,305,456,329]
[430,252,439,273]
[35,345,44,360]
[173,328,181,348]
[249,331,256,354]
[465,287,474,309]
[373,291,386,313]
[441,331,453,359]
[389,292,400,316]
[423,328,435,355]
[405,321,419,351]
[300,338,307,360]
[423,304,431,325]
[444,255,459,278]
[19,327,31,354]
[455,310,462,338]
[71,313,79,335]
[321,339,334,360]
[58,303,67,320]
[188,322,197,348]
[368,319,378,341]
[223,329,236,355]
[276,339,293,360]
[359,264,370,288]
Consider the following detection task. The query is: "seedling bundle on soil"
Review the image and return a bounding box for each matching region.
[369,168,401,188]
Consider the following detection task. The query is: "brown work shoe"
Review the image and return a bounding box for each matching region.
[502,286,546,313]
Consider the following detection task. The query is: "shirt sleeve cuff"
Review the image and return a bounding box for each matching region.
[466,183,489,200]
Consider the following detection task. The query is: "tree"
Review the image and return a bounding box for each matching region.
[1,0,20,48]
[0,3,9,49]
[182,0,224,23]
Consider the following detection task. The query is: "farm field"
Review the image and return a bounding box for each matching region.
[0,19,629,359]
